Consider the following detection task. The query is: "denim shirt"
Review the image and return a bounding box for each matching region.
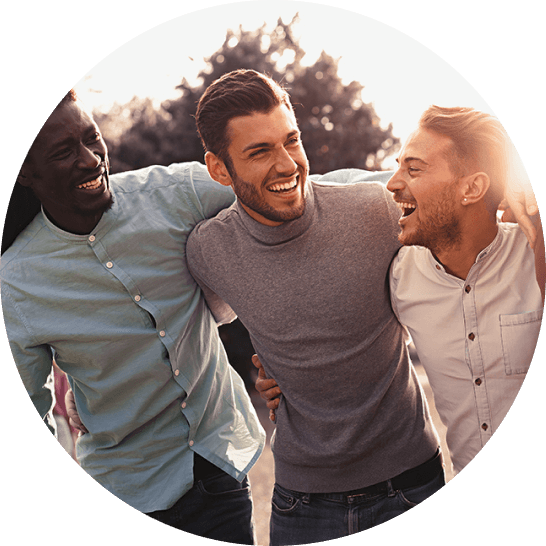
[1,162,265,512]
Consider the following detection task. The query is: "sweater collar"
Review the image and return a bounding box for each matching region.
[235,181,315,245]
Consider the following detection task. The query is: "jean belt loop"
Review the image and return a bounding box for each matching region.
[302,493,310,505]
[386,479,396,497]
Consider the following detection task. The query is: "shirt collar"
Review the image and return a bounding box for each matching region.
[428,223,504,274]
[475,223,503,262]
[40,185,119,242]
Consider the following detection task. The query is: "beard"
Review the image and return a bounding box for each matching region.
[399,186,462,254]
[227,158,307,224]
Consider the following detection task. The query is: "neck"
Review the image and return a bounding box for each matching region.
[434,217,498,280]
[43,207,103,235]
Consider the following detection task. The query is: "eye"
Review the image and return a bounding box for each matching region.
[88,132,102,144]
[287,135,301,146]
[249,149,267,158]
[408,167,420,174]
[51,148,72,161]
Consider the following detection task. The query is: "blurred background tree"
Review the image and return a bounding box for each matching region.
[96,14,399,174]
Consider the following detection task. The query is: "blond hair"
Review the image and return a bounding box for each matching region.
[419,105,510,218]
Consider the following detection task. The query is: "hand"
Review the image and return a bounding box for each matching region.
[499,177,538,248]
[252,354,281,422]
[65,388,89,435]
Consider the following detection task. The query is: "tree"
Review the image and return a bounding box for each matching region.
[98,15,399,175]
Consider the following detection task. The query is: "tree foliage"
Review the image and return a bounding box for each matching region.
[97,15,399,175]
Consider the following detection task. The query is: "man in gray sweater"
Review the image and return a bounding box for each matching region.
[186,69,442,545]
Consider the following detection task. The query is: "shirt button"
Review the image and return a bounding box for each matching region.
[174,369,180,376]
[481,423,488,431]
[159,330,166,337]
[189,440,194,447]
[465,285,471,293]
[181,401,186,408]
[468,333,475,341]
[134,295,141,302]
[106,262,113,269]
[475,378,482,386]
[435,265,441,271]
[88,235,96,242]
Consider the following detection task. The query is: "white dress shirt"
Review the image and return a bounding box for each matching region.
[390,222,543,474]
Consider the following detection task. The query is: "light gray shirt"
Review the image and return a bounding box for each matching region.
[390,222,542,473]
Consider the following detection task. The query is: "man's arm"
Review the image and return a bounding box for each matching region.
[3,287,57,433]
[181,164,238,323]
[199,281,237,326]
[501,190,539,248]
[185,221,237,325]
[187,162,236,220]
[534,214,545,303]
[312,168,394,186]
[500,201,544,302]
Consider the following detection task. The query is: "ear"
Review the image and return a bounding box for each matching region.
[460,172,490,205]
[205,151,233,187]
[16,162,34,188]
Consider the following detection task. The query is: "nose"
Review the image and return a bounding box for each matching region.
[275,146,298,174]
[386,168,405,193]
[77,144,102,170]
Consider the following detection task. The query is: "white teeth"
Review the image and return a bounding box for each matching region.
[269,180,297,192]
[77,177,102,190]
[396,201,417,210]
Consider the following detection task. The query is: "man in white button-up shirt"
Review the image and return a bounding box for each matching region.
[387,106,544,474]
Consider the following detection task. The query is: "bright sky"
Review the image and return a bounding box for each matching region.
[73,2,495,168]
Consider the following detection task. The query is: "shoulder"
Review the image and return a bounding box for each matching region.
[313,168,393,186]
[311,173,393,206]
[312,169,395,205]
[497,221,528,243]
[187,202,238,248]
[310,174,401,240]
[188,203,239,245]
[494,222,534,260]
[390,245,430,280]
[111,162,234,221]
[111,162,208,193]
[0,215,48,273]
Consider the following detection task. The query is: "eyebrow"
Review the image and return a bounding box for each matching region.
[242,130,300,153]
[44,137,75,159]
[395,156,430,166]
[46,126,100,155]
[49,136,74,149]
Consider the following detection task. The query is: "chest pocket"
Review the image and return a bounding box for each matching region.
[500,309,543,375]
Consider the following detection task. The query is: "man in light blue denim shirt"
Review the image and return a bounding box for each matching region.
[1,90,264,543]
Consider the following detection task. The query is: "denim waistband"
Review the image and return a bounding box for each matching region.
[305,448,443,502]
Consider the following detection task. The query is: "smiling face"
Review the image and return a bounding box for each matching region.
[386,127,463,253]
[21,99,112,234]
[213,104,309,226]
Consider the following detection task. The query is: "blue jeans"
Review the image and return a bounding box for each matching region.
[147,473,254,544]
[270,462,445,545]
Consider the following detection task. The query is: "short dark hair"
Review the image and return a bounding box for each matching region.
[58,88,78,108]
[2,90,78,254]
[195,69,293,165]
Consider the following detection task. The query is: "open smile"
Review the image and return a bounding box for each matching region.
[395,200,417,219]
[76,172,107,192]
[267,177,299,194]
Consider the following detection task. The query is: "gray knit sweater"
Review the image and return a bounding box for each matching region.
[186,171,439,493]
